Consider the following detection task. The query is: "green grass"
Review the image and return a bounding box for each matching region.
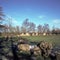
[0,35,60,46]
[21,35,60,46]
[0,35,60,60]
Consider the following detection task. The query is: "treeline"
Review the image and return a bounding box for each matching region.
[1,19,60,35]
[0,6,60,36]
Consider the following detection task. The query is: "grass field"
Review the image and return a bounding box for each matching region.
[0,35,60,46]
[0,35,60,60]
[21,35,60,46]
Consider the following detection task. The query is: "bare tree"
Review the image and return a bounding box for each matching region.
[43,24,50,34]
[56,28,60,34]
[21,18,29,33]
[0,6,5,35]
[28,22,36,33]
[3,24,8,33]
[8,18,13,33]
[16,26,20,34]
[21,26,26,33]
[52,26,60,35]
[37,24,43,33]
[52,26,56,34]
[21,19,36,33]
[0,6,5,24]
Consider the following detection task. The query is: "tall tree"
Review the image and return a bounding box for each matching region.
[43,24,50,33]
[51,26,56,34]
[52,26,60,34]
[37,24,43,33]
[21,18,29,33]
[0,6,5,34]
[16,26,20,34]
[28,22,36,33]
[0,6,5,24]
[21,26,26,33]
[8,18,13,33]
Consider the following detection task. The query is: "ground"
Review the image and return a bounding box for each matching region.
[0,35,60,60]
[21,35,60,46]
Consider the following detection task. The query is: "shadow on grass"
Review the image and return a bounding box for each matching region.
[18,53,35,60]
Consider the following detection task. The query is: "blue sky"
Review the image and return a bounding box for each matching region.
[0,0,60,29]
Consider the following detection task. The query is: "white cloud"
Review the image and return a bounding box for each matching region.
[38,15,46,19]
[6,15,19,26]
[12,19,18,24]
[11,18,19,26]
[53,19,60,24]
